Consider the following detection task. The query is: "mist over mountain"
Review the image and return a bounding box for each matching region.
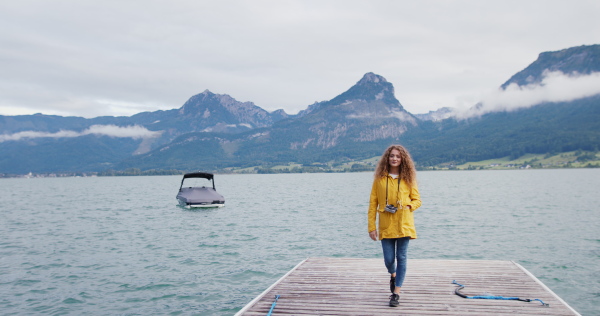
[413,107,455,122]
[0,44,599,174]
[501,44,600,88]
[457,45,600,119]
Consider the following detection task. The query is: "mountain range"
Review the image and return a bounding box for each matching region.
[1,44,599,174]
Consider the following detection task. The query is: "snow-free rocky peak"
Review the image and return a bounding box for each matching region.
[357,72,388,84]
[321,72,404,113]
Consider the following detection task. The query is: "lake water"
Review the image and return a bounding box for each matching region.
[0,169,598,315]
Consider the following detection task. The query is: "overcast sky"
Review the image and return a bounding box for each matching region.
[1,0,599,118]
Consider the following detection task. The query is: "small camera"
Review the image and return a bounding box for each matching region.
[384,204,398,213]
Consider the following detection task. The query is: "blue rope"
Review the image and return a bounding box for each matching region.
[469,295,522,300]
[532,299,548,305]
[452,280,548,306]
[266,295,280,316]
[452,280,465,287]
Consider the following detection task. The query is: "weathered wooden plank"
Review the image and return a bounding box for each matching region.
[235,258,580,316]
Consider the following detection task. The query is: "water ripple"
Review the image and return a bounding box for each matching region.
[0,170,598,315]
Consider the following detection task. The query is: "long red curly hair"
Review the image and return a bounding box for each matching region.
[374,145,417,187]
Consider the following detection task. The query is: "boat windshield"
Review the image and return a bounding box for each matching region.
[181,177,213,188]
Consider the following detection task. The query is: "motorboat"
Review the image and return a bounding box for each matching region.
[176,172,225,208]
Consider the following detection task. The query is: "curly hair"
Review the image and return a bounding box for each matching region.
[374,145,417,187]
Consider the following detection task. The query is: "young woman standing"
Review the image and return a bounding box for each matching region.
[368,145,421,307]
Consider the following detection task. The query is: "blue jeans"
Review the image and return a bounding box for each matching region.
[381,237,410,288]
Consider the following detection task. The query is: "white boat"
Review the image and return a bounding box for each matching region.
[176,172,225,208]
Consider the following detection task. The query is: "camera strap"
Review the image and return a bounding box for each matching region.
[385,174,401,206]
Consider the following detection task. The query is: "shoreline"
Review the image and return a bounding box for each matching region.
[2,164,598,179]
[2,150,598,178]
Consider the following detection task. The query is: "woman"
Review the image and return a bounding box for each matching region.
[368,145,421,307]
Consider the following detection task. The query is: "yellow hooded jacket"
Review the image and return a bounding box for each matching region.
[368,174,422,240]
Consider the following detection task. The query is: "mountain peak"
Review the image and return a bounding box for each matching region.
[323,72,401,108]
[358,72,388,84]
[177,90,280,132]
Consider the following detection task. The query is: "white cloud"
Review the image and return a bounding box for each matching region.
[84,125,162,139]
[0,125,162,142]
[455,71,600,118]
[347,109,417,125]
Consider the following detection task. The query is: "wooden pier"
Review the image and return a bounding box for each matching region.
[236,257,580,315]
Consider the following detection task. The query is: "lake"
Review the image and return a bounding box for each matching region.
[0,169,598,315]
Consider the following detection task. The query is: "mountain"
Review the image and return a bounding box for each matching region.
[1,44,599,174]
[406,95,600,165]
[0,91,288,173]
[118,47,600,171]
[276,72,417,148]
[408,44,600,164]
[0,135,141,173]
[161,90,285,133]
[115,73,421,171]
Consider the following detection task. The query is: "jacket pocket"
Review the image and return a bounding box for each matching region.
[379,212,391,231]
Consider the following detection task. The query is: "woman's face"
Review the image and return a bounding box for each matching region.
[388,149,402,169]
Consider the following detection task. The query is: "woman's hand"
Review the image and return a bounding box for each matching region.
[369,230,378,241]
